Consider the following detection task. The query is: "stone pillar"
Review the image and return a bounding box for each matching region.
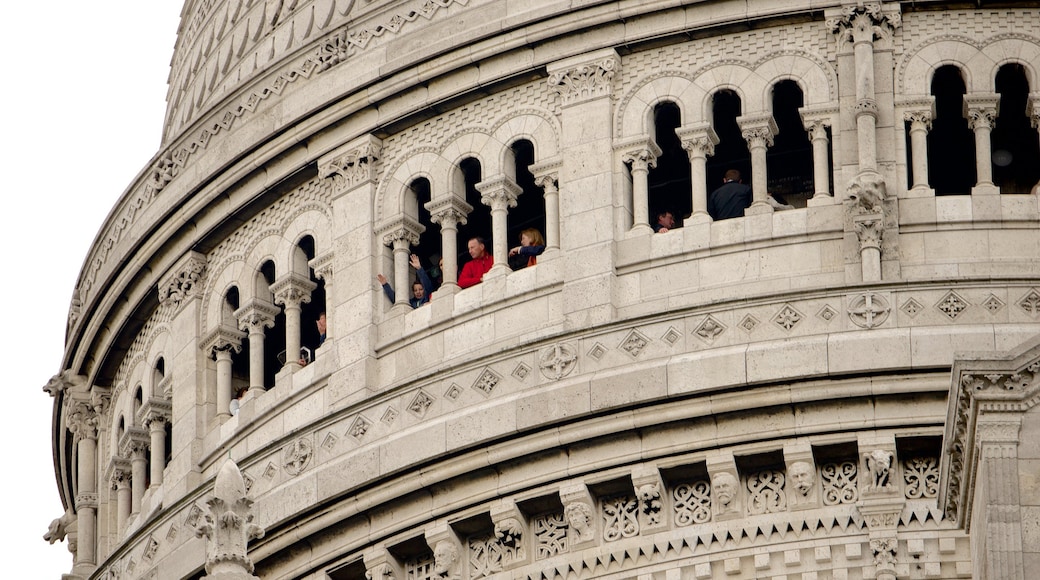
[109,458,132,537]
[618,140,661,233]
[271,273,317,369]
[903,105,934,194]
[376,219,424,310]
[737,114,778,214]
[676,123,719,224]
[203,327,244,419]
[975,417,1026,580]
[234,301,279,394]
[965,94,1001,195]
[309,251,334,341]
[426,198,472,293]
[66,398,100,572]
[120,427,149,516]
[144,406,171,488]
[476,175,522,276]
[799,107,837,204]
[531,159,563,250]
[192,459,265,579]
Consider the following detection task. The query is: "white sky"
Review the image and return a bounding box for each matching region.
[1,2,182,576]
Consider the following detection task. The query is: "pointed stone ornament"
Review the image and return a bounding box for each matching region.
[194,458,266,579]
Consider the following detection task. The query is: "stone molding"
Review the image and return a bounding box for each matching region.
[157,251,207,307]
[547,49,621,106]
[319,135,383,190]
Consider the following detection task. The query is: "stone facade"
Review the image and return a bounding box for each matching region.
[45,1,1040,579]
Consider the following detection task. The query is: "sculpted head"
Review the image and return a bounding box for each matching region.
[564,501,592,532]
[789,461,815,496]
[432,540,458,576]
[712,472,738,507]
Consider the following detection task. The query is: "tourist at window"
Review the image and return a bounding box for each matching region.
[377,254,434,308]
[508,228,545,270]
[708,169,752,220]
[458,237,493,288]
[652,211,676,233]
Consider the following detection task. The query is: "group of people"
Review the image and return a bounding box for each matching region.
[654,169,795,232]
[376,227,546,307]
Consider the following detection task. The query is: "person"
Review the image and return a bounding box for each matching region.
[708,169,753,220]
[508,228,545,270]
[652,211,676,233]
[229,387,247,416]
[315,311,327,346]
[768,191,795,211]
[377,254,434,308]
[458,236,493,288]
[426,253,443,290]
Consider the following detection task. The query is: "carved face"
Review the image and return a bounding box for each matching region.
[433,541,457,575]
[789,461,815,496]
[564,503,591,532]
[712,472,737,506]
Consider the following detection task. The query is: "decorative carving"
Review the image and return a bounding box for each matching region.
[966,105,997,130]
[192,459,265,578]
[433,540,459,578]
[409,390,435,416]
[43,371,85,397]
[936,291,969,320]
[319,137,382,188]
[349,416,371,440]
[673,480,712,526]
[548,55,619,105]
[445,384,462,401]
[564,501,595,544]
[494,517,524,562]
[870,537,898,567]
[472,368,501,396]
[44,507,75,544]
[533,513,567,559]
[282,438,313,477]
[982,294,1005,314]
[66,399,100,441]
[620,329,649,357]
[821,461,858,505]
[830,2,901,51]
[405,555,434,580]
[512,363,531,381]
[847,172,887,214]
[157,254,207,306]
[620,147,660,171]
[773,304,803,331]
[694,316,726,343]
[636,483,663,527]
[903,109,933,131]
[788,461,816,498]
[601,495,639,542]
[817,305,838,322]
[587,343,607,360]
[234,301,279,334]
[378,219,424,248]
[746,470,787,515]
[903,457,939,499]
[848,293,890,329]
[468,534,503,578]
[712,472,740,516]
[271,274,318,308]
[739,314,759,333]
[539,343,578,380]
[864,450,895,492]
[900,298,923,318]
[427,197,473,228]
[1017,289,1040,316]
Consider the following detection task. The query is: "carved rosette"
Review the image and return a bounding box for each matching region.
[157,252,207,307]
[538,343,578,380]
[193,459,265,577]
[282,438,313,477]
[847,292,891,329]
[547,53,620,106]
[318,136,382,189]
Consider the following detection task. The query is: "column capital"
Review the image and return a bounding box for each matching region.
[675,122,720,159]
[476,175,522,210]
[547,48,620,106]
[426,196,473,227]
[375,217,424,248]
[309,251,334,282]
[201,324,247,358]
[964,93,1000,130]
[800,105,839,132]
[828,3,901,49]
[119,425,151,458]
[65,397,100,441]
[107,456,132,490]
[234,300,279,333]
[157,251,207,307]
[318,134,383,189]
[270,273,318,308]
[530,157,563,186]
[737,113,778,148]
[141,399,172,431]
[616,136,663,168]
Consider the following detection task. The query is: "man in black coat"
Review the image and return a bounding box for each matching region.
[708,169,752,220]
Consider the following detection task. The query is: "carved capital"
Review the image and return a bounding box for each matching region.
[476,175,522,210]
[619,141,662,171]
[964,94,1000,130]
[976,418,1022,445]
[853,215,884,252]
[530,157,563,191]
[675,122,719,159]
[270,273,318,308]
[201,324,247,358]
[375,217,424,248]
[829,3,901,49]
[75,491,98,511]
[800,105,838,138]
[119,426,151,458]
[309,251,334,283]
[158,251,207,306]
[108,457,132,490]
[426,196,473,228]
[234,300,279,334]
[142,400,172,431]
[855,98,879,120]
[65,398,100,441]
[318,135,382,189]
[547,49,620,106]
[737,114,778,148]
[193,459,265,575]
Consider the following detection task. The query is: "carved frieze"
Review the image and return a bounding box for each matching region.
[539,343,577,380]
[547,51,620,106]
[157,252,207,307]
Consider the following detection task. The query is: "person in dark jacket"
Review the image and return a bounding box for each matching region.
[708,169,753,220]
[377,254,434,307]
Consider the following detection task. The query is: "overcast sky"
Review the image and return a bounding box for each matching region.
[1,2,182,576]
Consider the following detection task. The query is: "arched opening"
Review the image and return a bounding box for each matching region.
[647,101,691,224]
[296,235,327,355]
[133,385,143,420]
[992,63,1040,193]
[928,65,975,194]
[706,89,750,188]
[410,178,442,290]
[507,139,546,270]
[151,357,165,397]
[224,287,249,394]
[766,80,813,207]
[455,158,489,274]
[260,260,284,388]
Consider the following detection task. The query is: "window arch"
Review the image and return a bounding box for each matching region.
[766,80,813,207]
[929,65,975,195]
[410,177,442,289]
[647,101,691,224]
[506,139,546,268]
[706,89,749,186]
[992,63,1040,193]
[259,260,284,388]
[455,157,488,269]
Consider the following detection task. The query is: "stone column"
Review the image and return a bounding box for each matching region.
[426,198,472,292]
[66,398,100,572]
[476,175,522,276]
[234,301,279,394]
[271,273,317,369]
[799,107,837,204]
[309,251,334,341]
[531,159,562,250]
[120,427,149,516]
[376,219,424,309]
[109,458,132,537]
[203,327,244,419]
[975,417,1026,580]
[618,141,661,233]
[737,114,778,213]
[144,405,171,488]
[903,105,934,194]
[965,94,1001,195]
[676,123,719,224]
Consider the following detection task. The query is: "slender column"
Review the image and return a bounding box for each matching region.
[109,460,132,537]
[67,399,99,571]
[203,327,244,419]
[477,175,522,275]
[904,109,933,192]
[965,95,1000,194]
[234,301,278,394]
[427,197,472,292]
[676,123,719,224]
[310,252,334,340]
[533,168,562,249]
[145,411,169,488]
[801,115,834,200]
[738,114,778,212]
[129,444,147,515]
[619,142,660,233]
[377,220,423,309]
[272,273,317,368]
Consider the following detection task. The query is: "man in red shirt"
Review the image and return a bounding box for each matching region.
[458,236,493,288]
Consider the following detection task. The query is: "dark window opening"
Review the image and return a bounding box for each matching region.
[706,89,750,187]
[929,65,975,195]
[993,63,1040,193]
[647,101,692,223]
[225,287,249,392]
[507,139,546,267]
[455,158,489,271]
[766,80,814,207]
[260,261,285,388]
[410,178,442,290]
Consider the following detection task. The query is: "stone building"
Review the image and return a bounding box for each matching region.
[44,1,1040,578]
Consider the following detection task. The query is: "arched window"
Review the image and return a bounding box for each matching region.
[766,80,813,207]
[506,139,546,268]
[260,260,283,388]
[225,287,249,393]
[133,385,143,420]
[410,178,442,289]
[647,102,691,223]
[992,63,1040,193]
[296,235,326,354]
[928,65,975,195]
[706,89,749,187]
[455,157,489,269]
